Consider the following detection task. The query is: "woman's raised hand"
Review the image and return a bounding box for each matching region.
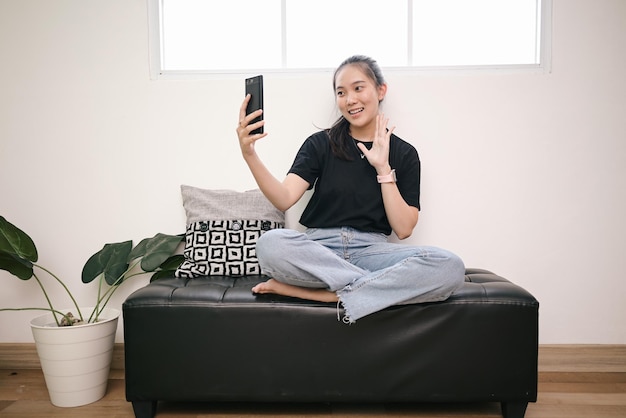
[358,113,395,174]
[236,94,267,156]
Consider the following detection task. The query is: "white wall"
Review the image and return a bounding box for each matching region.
[1,0,624,344]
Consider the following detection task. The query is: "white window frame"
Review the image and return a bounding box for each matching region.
[147,0,552,79]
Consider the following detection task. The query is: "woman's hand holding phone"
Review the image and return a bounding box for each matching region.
[237,94,267,157]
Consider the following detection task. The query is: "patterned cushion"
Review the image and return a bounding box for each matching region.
[175,186,284,278]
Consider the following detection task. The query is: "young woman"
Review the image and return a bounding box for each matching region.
[236,55,464,323]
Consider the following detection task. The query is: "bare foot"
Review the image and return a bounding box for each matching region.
[252,279,338,303]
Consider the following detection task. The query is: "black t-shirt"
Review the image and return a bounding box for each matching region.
[288,131,421,235]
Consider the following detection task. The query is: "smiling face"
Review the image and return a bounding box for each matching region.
[334,64,387,140]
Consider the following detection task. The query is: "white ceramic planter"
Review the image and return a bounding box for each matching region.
[30,307,120,408]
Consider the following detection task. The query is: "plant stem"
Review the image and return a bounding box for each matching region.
[34,264,83,322]
[90,259,144,322]
[88,274,106,323]
[31,273,60,327]
[0,307,75,326]
[91,273,105,323]
[95,272,139,317]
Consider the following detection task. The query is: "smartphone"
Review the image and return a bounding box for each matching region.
[245,75,264,135]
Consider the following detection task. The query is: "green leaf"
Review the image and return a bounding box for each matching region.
[0,216,38,262]
[138,233,184,272]
[149,254,184,282]
[159,254,184,271]
[128,237,149,261]
[0,252,34,280]
[149,269,174,282]
[82,241,133,285]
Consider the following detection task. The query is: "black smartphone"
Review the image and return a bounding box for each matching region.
[245,75,264,135]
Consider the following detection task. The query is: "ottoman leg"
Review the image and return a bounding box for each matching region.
[132,400,158,418]
[501,401,528,418]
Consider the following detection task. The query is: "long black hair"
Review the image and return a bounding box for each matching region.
[327,55,386,160]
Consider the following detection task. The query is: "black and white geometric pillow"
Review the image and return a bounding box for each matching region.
[176,219,282,277]
[174,185,285,278]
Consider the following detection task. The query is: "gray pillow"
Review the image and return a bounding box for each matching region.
[175,185,284,277]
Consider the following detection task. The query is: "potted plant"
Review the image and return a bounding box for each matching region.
[0,215,183,407]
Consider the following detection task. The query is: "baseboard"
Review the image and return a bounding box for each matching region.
[0,343,125,370]
[1,343,624,372]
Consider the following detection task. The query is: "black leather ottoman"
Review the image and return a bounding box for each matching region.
[123,268,539,418]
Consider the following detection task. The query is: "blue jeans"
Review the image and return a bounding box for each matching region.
[256,227,465,323]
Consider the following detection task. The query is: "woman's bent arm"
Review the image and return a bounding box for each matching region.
[237,95,309,211]
[243,151,309,212]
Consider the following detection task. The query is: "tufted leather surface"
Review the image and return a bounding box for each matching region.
[123,268,538,414]
[124,268,538,308]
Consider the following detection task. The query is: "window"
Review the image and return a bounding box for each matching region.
[148,0,551,78]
